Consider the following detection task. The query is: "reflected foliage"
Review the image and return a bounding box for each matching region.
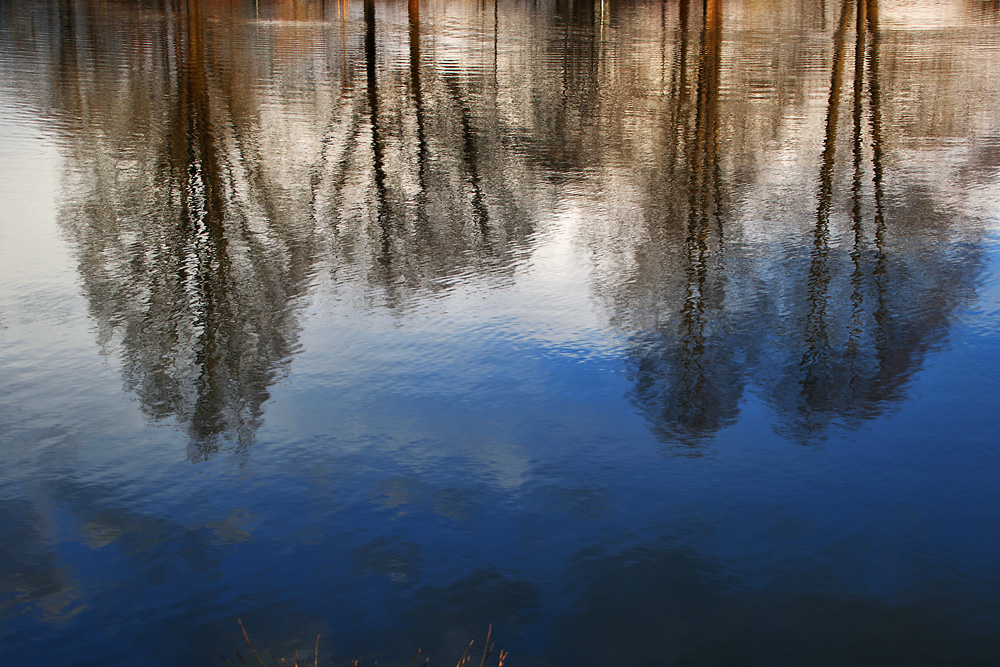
[589,0,992,446]
[2,1,1000,665]
[623,0,747,448]
[4,0,544,455]
[0,0,996,453]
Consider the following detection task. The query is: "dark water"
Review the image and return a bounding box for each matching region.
[2,0,1000,663]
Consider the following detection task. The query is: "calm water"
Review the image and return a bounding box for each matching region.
[1,0,1000,664]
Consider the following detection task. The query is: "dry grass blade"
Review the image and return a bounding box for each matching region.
[478,625,493,667]
[238,619,269,667]
[454,640,474,667]
[224,622,504,667]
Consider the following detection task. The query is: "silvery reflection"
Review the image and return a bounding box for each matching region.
[582,0,995,446]
[2,0,1000,664]
[32,0,545,456]
[9,0,997,457]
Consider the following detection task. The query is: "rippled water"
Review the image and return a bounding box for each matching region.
[2,0,1000,664]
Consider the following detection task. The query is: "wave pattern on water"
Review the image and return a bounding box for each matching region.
[2,0,1000,664]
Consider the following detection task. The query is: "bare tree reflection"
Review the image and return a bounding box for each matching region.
[19,0,541,456]
[597,0,992,447]
[2,0,995,455]
[767,0,986,440]
[309,2,541,301]
[620,0,747,449]
[60,0,322,457]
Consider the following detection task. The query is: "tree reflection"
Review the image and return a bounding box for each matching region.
[45,0,322,457]
[599,0,992,446]
[767,0,983,439]
[308,0,540,300]
[618,0,747,449]
[21,0,541,456]
[2,0,994,454]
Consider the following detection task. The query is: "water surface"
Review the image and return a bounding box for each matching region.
[1,0,1000,664]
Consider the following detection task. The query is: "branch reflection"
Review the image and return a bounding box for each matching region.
[3,0,995,455]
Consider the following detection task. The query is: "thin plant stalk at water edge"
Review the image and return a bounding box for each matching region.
[219,621,506,667]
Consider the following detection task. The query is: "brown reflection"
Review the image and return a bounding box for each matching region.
[308,0,539,298]
[409,0,428,198]
[1,0,994,454]
[624,0,744,449]
[770,0,935,439]
[65,0,322,458]
[364,0,392,283]
[600,0,992,446]
[6,0,540,456]
[792,0,854,428]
